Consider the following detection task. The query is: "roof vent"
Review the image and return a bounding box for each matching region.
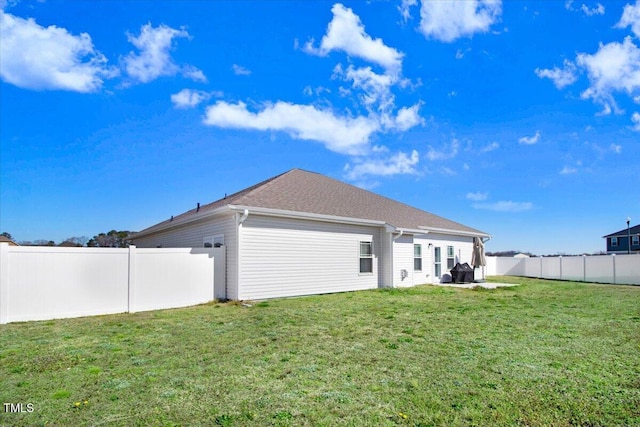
[197,203,200,212]
[170,215,173,222]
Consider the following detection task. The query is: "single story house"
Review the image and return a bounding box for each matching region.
[603,224,640,254]
[0,235,18,246]
[131,169,490,300]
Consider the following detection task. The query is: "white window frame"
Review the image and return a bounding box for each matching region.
[632,235,639,246]
[434,247,441,278]
[204,234,224,248]
[359,241,373,274]
[414,244,422,271]
[611,237,618,247]
[447,245,455,270]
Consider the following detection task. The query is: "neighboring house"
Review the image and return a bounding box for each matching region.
[603,224,640,254]
[131,169,490,300]
[0,236,18,246]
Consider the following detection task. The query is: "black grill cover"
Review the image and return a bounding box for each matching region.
[450,262,474,284]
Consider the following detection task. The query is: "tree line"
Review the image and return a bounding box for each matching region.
[1,231,134,248]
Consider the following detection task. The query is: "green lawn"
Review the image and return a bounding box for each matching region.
[1,277,639,426]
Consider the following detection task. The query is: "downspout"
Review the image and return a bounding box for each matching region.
[239,209,249,224]
[481,236,491,280]
[390,230,404,288]
[236,209,249,301]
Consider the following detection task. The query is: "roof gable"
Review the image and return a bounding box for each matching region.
[604,224,640,238]
[135,169,488,237]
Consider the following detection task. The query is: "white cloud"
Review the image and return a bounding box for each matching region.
[123,23,204,84]
[466,192,488,201]
[535,59,578,89]
[426,139,459,161]
[203,101,379,156]
[182,65,207,82]
[303,85,330,96]
[576,37,640,114]
[440,166,456,176]
[0,9,117,92]
[417,0,502,43]
[560,166,578,174]
[472,201,533,212]
[610,143,623,152]
[232,64,251,76]
[480,141,499,152]
[632,111,640,130]
[171,89,218,108]
[392,103,424,131]
[616,0,640,37]
[334,64,396,110]
[204,3,422,181]
[581,3,605,16]
[303,3,403,72]
[518,131,541,145]
[566,1,605,16]
[344,150,419,180]
[398,0,417,23]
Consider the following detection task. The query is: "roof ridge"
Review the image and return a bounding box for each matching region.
[197,169,294,209]
[310,171,474,229]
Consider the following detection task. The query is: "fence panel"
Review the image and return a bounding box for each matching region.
[615,254,640,285]
[561,256,585,282]
[584,256,615,284]
[0,244,223,324]
[3,247,129,323]
[491,257,522,276]
[487,255,638,285]
[541,257,561,280]
[522,257,541,278]
[131,248,217,313]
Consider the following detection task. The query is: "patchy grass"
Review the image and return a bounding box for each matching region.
[1,277,639,426]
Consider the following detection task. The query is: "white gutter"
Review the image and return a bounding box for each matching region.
[418,225,491,239]
[228,205,387,227]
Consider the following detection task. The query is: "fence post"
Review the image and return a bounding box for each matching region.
[128,245,137,313]
[559,256,563,281]
[540,257,543,278]
[0,243,9,324]
[612,254,616,285]
[583,254,586,282]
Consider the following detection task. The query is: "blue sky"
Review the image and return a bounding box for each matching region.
[1,0,639,254]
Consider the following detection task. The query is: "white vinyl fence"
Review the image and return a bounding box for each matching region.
[0,244,225,324]
[486,254,640,285]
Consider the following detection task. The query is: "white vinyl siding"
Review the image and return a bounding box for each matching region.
[379,231,393,287]
[239,215,380,300]
[413,236,432,284]
[392,234,414,287]
[428,234,474,283]
[131,214,238,299]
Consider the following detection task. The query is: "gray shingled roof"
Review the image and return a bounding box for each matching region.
[136,169,488,236]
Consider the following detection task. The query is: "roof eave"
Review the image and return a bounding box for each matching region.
[418,225,491,238]
[130,206,231,240]
[228,204,387,227]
